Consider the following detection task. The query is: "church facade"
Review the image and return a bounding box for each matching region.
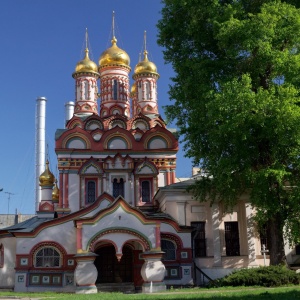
[1,23,299,294]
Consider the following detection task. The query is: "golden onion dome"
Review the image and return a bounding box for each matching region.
[99,37,130,69]
[52,179,59,202]
[133,50,159,77]
[39,161,55,187]
[73,48,98,77]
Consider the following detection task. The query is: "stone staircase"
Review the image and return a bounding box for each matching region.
[96,282,135,293]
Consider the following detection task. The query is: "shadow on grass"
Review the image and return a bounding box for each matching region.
[48,289,300,300]
[141,290,300,300]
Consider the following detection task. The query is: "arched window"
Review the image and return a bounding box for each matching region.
[86,180,96,203]
[161,239,176,261]
[145,82,150,99]
[113,178,124,198]
[84,81,89,99]
[141,180,151,202]
[113,79,118,100]
[35,247,61,268]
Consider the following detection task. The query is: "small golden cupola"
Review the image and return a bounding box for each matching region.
[72,29,99,117]
[52,179,60,202]
[98,36,130,70]
[133,49,159,77]
[39,161,55,187]
[132,31,160,117]
[73,47,98,77]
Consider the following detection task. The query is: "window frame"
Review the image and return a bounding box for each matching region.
[259,224,268,251]
[139,178,152,203]
[224,221,240,256]
[112,177,125,198]
[34,246,62,268]
[191,222,207,257]
[161,239,176,261]
[113,79,118,100]
[85,178,97,204]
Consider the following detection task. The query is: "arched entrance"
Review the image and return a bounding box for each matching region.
[94,244,134,283]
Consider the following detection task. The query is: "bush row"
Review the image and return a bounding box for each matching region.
[213,266,300,287]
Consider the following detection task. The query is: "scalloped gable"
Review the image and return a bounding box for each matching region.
[85,120,103,131]
[135,160,158,175]
[56,127,93,149]
[66,116,84,129]
[79,158,102,175]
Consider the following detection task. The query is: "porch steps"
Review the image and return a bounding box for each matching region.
[96,282,135,293]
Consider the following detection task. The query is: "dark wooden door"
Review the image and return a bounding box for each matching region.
[95,245,133,283]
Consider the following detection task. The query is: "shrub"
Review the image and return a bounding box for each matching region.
[213,266,300,287]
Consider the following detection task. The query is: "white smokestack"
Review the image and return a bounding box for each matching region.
[35,96,47,211]
[65,101,74,127]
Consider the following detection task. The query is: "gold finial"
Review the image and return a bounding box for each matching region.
[85,28,88,49]
[111,11,117,46]
[144,30,147,52]
[142,31,149,61]
[84,28,90,58]
[112,11,115,39]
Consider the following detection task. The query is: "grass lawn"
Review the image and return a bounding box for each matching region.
[1,286,300,299]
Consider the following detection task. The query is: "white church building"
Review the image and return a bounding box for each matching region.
[0,20,299,294]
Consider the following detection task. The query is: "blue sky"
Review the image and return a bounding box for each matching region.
[0,0,192,214]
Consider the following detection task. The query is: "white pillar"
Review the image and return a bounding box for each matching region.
[211,203,222,266]
[35,97,47,211]
[245,204,257,266]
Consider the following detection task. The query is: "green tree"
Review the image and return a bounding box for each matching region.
[158,0,300,265]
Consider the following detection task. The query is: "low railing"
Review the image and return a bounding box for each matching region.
[194,262,219,287]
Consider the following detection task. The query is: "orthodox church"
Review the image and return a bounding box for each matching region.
[0,21,299,294]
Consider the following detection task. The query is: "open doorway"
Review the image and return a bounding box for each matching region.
[94,244,133,283]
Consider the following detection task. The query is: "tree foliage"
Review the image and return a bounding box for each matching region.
[157,0,300,264]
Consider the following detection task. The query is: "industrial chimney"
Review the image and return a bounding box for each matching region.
[35,97,47,211]
[65,101,74,127]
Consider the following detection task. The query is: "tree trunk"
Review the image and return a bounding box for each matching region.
[266,213,286,265]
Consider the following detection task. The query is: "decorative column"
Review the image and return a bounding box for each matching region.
[212,203,222,266]
[64,172,69,208]
[59,172,63,208]
[245,204,258,266]
[74,253,98,294]
[155,223,161,250]
[141,251,166,293]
